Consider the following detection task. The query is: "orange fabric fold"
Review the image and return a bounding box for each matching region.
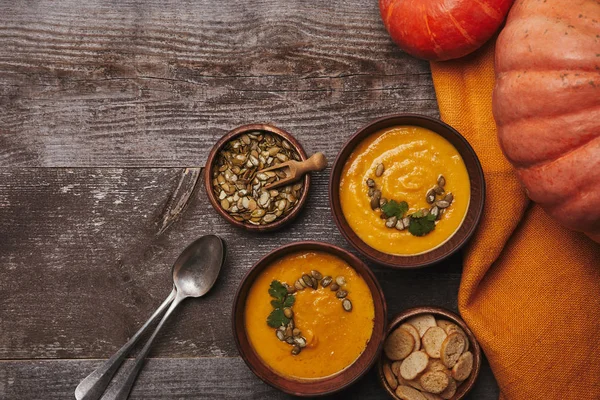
[430,41,600,400]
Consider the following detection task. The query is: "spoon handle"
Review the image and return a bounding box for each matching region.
[74,287,177,400]
[101,292,185,400]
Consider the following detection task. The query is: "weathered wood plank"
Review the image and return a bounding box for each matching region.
[0,167,463,360]
[0,0,437,167]
[0,358,499,399]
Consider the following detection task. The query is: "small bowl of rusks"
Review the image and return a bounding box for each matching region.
[378,307,481,400]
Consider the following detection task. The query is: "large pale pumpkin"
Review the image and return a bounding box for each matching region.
[493,0,600,243]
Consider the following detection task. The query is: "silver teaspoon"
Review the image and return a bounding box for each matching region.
[74,235,225,400]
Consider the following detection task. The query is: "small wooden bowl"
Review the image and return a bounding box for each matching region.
[232,241,388,396]
[204,124,310,232]
[329,114,485,268]
[378,307,481,400]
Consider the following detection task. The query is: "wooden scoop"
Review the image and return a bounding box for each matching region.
[259,152,327,190]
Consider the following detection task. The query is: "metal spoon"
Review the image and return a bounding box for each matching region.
[74,235,225,400]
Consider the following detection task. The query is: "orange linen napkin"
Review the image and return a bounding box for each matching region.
[430,40,600,400]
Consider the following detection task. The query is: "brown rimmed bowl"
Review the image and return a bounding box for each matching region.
[329,114,485,268]
[232,241,387,396]
[204,123,310,232]
[378,306,481,400]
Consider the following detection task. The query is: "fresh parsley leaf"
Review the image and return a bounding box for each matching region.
[408,214,436,236]
[381,200,409,219]
[271,299,283,309]
[268,280,287,301]
[283,295,295,308]
[426,213,437,222]
[267,308,290,328]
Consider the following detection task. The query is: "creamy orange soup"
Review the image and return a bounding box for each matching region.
[340,126,470,255]
[244,251,375,380]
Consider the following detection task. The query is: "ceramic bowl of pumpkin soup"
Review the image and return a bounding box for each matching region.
[232,241,387,396]
[330,114,485,268]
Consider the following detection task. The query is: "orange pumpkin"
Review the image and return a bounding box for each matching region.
[493,0,600,242]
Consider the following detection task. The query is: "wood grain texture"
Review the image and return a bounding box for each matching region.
[0,0,437,167]
[0,358,498,399]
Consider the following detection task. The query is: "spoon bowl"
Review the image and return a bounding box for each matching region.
[173,235,225,297]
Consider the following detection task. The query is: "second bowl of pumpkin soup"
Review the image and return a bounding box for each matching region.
[232,241,387,396]
[330,114,485,268]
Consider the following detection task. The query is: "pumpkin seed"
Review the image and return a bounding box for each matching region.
[421,208,429,216]
[342,299,352,312]
[444,192,454,204]
[438,174,446,187]
[375,163,385,177]
[430,206,440,218]
[371,190,381,210]
[368,188,375,197]
[294,337,307,348]
[288,319,294,330]
[336,290,348,299]
[433,184,444,195]
[321,276,332,287]
[385,216,397,228]
[286,336,295,344]
[366,178,376,187]
[311,270,323,280]
[295,280,304,291]
[335,276,346,286]
[436,200,450,209]
[402,217,411,227]
[292,328,301,337]
[437,208,445,220]
[380,198,388,208]
[276,330,286,341]
[220,199,230,210]
[330,283,340,291]
[291,345,301,355]
[299,278,308,288]
[283,307,293,319]
[302,274,314,289]
[263,213,277,223]
[395,219,406,230]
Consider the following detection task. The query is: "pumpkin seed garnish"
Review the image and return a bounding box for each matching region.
[283,307,293,319]
[436,200,450,209]
[212,131,303,225]
[276,330,285,341]
[366,178,376,187]
[342,299,352,312]
[311,270,323,280]
[371,173,454,237]
[336,290,348,299]
[385,216,398,228]
[375,163,385,177]
[330,282,340,291]
[302,274,314,289]
[291,345,301,355]
[321,276,332,287]
[335,276,346,286]
[438,174,446,187]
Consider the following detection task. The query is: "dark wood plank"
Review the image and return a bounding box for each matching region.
[0,0,437,167]
[0,167,464,360]
[0,358,499,399]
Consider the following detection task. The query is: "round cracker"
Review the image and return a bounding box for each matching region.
[400,351,429,380]
[391,360,402,377]
[419,371,449,394]
[440,332,466,368]
[407,314,437,337]
[439,377,457,399]
[400,323,421,352]
[384,327,415,360]
[395,385,427,400]
[451,351,473,381]
[422,393,443,400]
[422,326,448,358]
[437,319,470,352]
[383,361,398,390]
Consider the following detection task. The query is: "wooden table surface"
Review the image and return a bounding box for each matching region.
[0,1,499,398]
